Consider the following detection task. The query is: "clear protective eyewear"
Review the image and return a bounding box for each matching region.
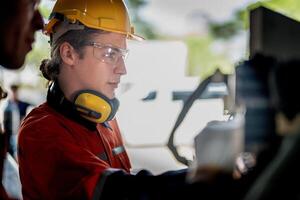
[85,42,129,66]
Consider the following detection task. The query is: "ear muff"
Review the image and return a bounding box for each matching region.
[73,90,119,123]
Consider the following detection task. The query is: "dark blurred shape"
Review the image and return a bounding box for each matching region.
[250,6,300,60]
[0,86,7,100]
[141,91,157,101]
[272,59,300,120]
[235,54,277,153]
[243,58,300,200]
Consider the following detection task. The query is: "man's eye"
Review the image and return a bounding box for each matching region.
[103,49,118,59]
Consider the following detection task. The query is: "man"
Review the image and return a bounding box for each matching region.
[18,0,234,199]
[0,0,43,199]
[0,0,43,69]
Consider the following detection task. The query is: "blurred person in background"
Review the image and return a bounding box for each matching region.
[4,84,31,160]
[0,0,43,199]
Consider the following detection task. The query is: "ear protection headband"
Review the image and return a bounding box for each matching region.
[73,90,119,123]
[48,82,119,123]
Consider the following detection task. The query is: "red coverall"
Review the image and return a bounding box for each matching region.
[18,102,131,200]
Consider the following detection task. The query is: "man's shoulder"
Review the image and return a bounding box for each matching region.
[19,102,76,142]
[21,103,61,129]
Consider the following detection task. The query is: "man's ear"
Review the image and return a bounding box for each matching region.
[59,42,78,66]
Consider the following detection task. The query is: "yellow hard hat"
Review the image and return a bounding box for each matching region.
[44,0,143,40]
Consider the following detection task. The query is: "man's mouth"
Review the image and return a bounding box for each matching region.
[109,82,119,89]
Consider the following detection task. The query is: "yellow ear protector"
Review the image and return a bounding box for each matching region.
[73,90,119,123]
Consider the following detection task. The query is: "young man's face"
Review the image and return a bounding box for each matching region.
[3,0,43,69]
[71,32,127,99]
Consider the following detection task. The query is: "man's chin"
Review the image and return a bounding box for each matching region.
[1,59,24,70]
[107,92,115,100]
[10,63,24,70]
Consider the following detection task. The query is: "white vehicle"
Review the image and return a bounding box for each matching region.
[117,41,228,174]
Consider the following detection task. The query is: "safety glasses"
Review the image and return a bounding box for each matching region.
[85,42,129,66]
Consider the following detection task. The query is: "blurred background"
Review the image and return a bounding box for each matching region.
[1,0,300,174]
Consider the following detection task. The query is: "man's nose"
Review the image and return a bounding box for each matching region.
[32,9,44,31]
[115,59,127,75]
